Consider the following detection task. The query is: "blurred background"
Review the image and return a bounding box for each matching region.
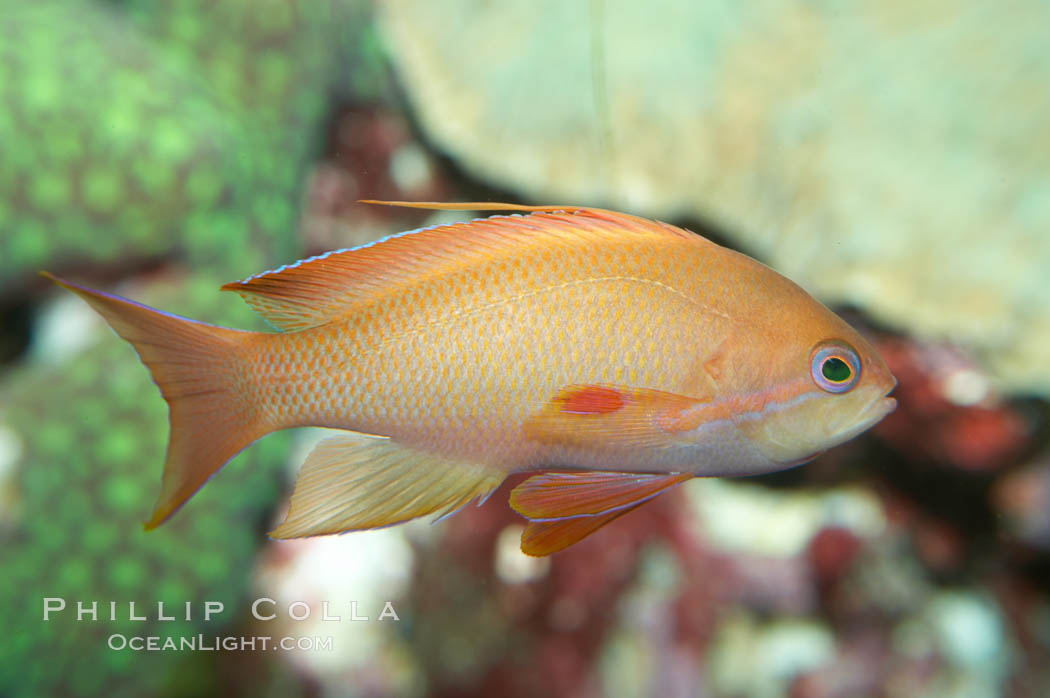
[1,0,1048,696]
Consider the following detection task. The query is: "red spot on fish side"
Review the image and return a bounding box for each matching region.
[558,386,625,415]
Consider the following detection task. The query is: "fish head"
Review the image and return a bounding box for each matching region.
[726,291,897,470]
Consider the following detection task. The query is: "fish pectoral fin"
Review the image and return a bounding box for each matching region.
[269,434,504,538]
[509,471,693,556]
[523,384,709,450]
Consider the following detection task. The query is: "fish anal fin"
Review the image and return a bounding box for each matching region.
[510,471,692,556]
[524,384,709,450]
[269,435,504,538]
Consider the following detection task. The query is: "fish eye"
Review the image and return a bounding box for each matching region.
[810,342,861,393]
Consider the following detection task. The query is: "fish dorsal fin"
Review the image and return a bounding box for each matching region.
[269,434,504,538]
[222,204,698,331]
[509,471,693,556]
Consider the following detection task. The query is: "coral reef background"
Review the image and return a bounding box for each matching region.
[1,1,1047,697]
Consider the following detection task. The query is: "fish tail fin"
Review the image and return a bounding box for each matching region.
[42,272,270,529]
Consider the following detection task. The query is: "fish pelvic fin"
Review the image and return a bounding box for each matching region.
[510,471,694,556]
[41,273,270,530]
[269,434,505,538]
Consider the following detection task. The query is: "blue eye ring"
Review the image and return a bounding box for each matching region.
[810,341,861,393]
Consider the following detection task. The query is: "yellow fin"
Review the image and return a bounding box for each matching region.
[524,384,709,451]
[269,434,505,538]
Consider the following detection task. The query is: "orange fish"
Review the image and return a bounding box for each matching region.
[44,201,897,556]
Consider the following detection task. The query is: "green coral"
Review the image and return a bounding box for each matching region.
[0,275,292,698]
[0,1,390,693]
[0,0,373,292]
[0,1,250,283]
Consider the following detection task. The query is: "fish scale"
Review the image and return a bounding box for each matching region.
[250,237,705,467]
[44,201,896,555]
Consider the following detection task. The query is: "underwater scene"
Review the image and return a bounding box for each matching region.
[1,1,1049,696]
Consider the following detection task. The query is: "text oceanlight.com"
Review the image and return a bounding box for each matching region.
[107,634,334,652]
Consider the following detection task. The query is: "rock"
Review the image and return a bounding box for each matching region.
[993,455,1050,550]
[378,0,1050,396]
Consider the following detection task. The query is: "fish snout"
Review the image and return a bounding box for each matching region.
[826,383,897,448]
[870,395,897,420]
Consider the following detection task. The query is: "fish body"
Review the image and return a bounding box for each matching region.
[46,202,896,555]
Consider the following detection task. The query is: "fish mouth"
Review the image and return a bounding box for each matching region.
[870,395,897,419]
[862,380,898,423]
[863,373,899,423]
[828,389,897,446]
[854,391,897,434]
